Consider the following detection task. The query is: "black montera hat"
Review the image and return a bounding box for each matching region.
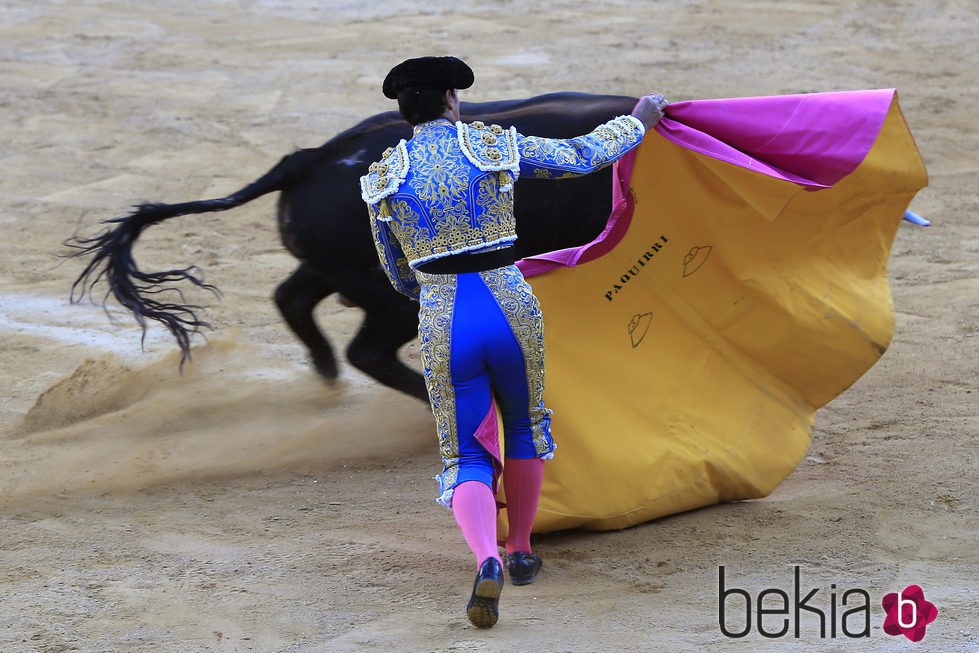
[382,56,474,99]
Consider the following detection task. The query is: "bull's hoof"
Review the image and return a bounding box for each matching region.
[312,358,339,382]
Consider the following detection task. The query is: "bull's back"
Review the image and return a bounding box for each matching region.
[463,92,638,137]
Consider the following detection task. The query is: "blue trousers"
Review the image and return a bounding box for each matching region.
[416,265,555,507]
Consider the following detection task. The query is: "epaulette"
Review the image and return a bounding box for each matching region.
[360,140,410,205]
[457,121,520,173]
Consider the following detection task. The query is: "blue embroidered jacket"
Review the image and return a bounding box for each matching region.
[360,115,645,298]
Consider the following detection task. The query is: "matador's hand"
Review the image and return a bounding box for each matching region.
[631,94,669,130]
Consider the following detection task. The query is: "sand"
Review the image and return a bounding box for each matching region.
[0,1,976,651]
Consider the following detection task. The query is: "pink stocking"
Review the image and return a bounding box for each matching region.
[503,457,544,555]
[452,481,501,568]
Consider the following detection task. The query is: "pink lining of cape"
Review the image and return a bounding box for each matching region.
[473,401,504,505]
[516,89,896,278]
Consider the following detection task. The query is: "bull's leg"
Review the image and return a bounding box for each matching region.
[342,277,426,399]
[321,263,427,401]
[274,264,338,381]
[347,304,428,401]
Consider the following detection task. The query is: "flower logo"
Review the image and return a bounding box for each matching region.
[882,585,938,642]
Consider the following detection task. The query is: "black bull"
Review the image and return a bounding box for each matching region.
[68,92,639,401]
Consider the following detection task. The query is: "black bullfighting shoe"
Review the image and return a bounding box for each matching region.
[466,557,504,628]
[505,552,543,586]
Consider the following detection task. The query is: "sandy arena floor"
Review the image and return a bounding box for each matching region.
[0,1,976,651]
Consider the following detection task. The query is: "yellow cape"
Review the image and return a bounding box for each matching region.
[503,91,927,533]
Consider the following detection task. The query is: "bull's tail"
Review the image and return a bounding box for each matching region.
[66,150,312,365]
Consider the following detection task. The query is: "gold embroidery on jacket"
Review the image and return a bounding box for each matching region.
[458,122,520,172]
[360,140,409,204]
[517,115,643,175]
[362,115,643,275]
[385,122,518,265]
[367,202,418,297]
